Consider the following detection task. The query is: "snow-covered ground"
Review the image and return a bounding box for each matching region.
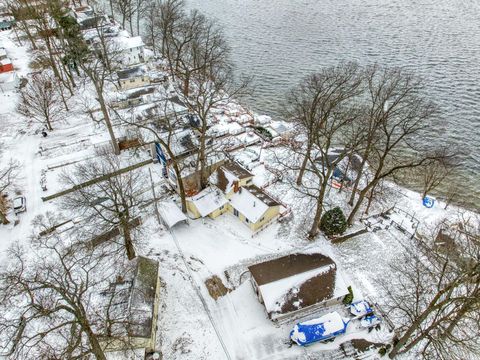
[1,27,477,360]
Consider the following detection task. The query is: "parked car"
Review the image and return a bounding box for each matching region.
[13,196,26,214]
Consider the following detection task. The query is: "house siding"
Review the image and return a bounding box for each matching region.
[119,75,150,90]
[227,203,280,232]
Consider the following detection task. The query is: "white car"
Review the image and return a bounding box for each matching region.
[13,196,26,214]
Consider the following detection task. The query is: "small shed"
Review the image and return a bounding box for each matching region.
[158,201,188,228]
[0,57,13,73]
[248,252,349,321]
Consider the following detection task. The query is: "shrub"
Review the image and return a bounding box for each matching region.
[254,126,273,140]
[342,285,354,305]
[320,207,347,236]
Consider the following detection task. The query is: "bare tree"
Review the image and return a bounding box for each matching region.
[17,72,66,131]
[347,66,445,225]
[283,63,364,186]
[60,151,147,260]
[115,100,189,212]
[73,22,124,154]
[0,158,21,225]
[166,10,250,189]
[282,106,363,238]
[112,0,136,33]
[143,0,184,56]
[0,222,128,359]
[153,0,186,61]
[382,216,480,359]
[417,150,457,199]
[4,0,38,50]
[278,64,364,237]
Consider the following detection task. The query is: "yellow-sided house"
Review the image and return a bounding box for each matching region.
[186,162,281,232]
[117,66,150,90]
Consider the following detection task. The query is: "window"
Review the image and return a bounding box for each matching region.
[233,209,239,217]
[245,218,249,223]
[260,217,265,222]
[130,78,135,83]
[220,205,224,210]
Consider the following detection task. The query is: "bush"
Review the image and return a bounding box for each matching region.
[342,285,354,305]
[254,126,273,140]
[320,207,347,236]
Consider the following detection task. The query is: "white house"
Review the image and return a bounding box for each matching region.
[114,34,145,66]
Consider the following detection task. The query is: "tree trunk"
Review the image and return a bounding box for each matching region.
[172,160,187,213]
[347,186,369,226]
[82,321,107,360]
[129,18,134,36]
[136,8,140,36]
[296,142,312,186]
[338,156,351,193]
[183,72,190,97]
[45,117,53,131]
[364,186,376,215]
[199,129,208,189]
[388,284,454,358]
[307,175,330,238]
[109,0,114,17]
[121,218,135,260]
[0,210,9,225]
[348,149,369,206]
[94,82,120,155]
[308,199,323,239]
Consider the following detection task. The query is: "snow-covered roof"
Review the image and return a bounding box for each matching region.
[105,256,159,339]
[210,162,254,194]
[228,185,279,223]
[188,186,228,217]
[114,35,144,50]
[255,114,272,125]
[248,253,349,317]
[0,57,11,65]
[158,201,187,228]
[117,66,146,80]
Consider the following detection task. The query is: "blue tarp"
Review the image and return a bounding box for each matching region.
[350,300,373,317]
[290,312,349,346]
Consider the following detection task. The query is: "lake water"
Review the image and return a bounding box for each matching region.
[187,0,480,209]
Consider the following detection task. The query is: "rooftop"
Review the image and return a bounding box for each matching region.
[117,66,146,80]
[212,162,253,194]
[114,35,144,50]
[248,253,335,286]
[188,186,228,217]
[248,253,346,317]
[228,185,280,223]
[105,256,159,339]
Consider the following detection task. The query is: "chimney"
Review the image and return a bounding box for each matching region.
[233,181,239,193]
